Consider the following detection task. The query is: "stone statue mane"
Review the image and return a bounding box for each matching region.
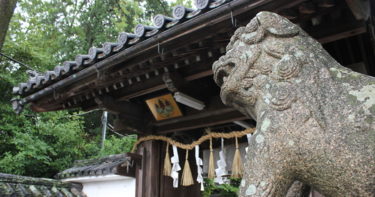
[213,11,375,196]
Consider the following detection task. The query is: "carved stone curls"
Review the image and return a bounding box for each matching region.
[213,11,375,197]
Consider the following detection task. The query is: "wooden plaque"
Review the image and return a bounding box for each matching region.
[146,94,182,121]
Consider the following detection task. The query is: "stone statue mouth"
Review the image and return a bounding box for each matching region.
[213,58,239,106]
[213,58,236,88]
[219,86,233,105]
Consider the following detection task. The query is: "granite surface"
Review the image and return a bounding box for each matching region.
[213,11,375,197]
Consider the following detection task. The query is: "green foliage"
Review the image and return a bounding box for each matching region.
[0,0,192,178]
[0,100,98,177]
[203,178,241,197]
[97,135,137,158]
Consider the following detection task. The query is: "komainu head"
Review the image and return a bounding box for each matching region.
[213,11,326,119]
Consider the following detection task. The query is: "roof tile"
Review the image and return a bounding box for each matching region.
[13,0,230,96]
[0,173,86,197]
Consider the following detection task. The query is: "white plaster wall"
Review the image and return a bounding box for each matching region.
[82,178,135,197]
[63,175,135,197]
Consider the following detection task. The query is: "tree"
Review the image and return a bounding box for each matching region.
[0,0,192,178]
[0,0,17,51]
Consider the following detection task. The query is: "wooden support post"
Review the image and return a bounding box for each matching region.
[136,140,161,197]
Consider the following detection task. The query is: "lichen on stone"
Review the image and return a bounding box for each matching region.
[246,184,257,195]
[349,84,375,115]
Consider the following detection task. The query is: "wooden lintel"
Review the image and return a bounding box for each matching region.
[154,107,234,127]
[155,108,247,134]
[117,69,213,101]
[317,26,366,44]
[114,115,149,135]
[162,71,185,92]
[184,70,213,81]
[95,95,143,115]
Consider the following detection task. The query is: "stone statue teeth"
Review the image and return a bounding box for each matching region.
[212,11,375,197]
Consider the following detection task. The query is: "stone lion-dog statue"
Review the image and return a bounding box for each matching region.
[213,11,374,196]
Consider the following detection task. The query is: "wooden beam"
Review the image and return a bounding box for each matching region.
[273,0,307,12]
[100,44,223,91]
[317,26,366,44]
[184,70,213,81]
[309,19,367,44]
[117,68,214,101]
[95,95,143,115]
[155,108,247,134]
[154,107,234,127]
[162,71,185,93]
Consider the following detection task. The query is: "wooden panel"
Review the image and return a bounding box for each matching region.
[146,94,183,121]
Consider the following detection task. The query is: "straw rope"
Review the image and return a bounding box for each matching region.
[231,137,243,178]
[181,150,194,186]
[163,142,172,176]
[208,138,215,179]
[131,128,255,153]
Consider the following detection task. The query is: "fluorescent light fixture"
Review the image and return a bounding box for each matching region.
[173,92,205,110]
[233,120,253,144]
[233,120,252,128]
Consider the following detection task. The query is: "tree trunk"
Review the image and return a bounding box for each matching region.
[0,0,17,51]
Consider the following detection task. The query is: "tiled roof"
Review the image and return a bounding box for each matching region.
[12,0,231,97]
[56,153,134,179]
[0,173,86,197]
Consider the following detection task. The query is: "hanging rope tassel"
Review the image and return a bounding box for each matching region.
[231,137,243,178]
[181,150,194,186]
[163,142,172,176]
[208,138,216,179]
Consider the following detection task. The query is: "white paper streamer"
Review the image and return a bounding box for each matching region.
[246,133,253,153]
[171,145,181,188]
[195,145,204,191]
[247,133,253,145]
[214,138,228,184]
